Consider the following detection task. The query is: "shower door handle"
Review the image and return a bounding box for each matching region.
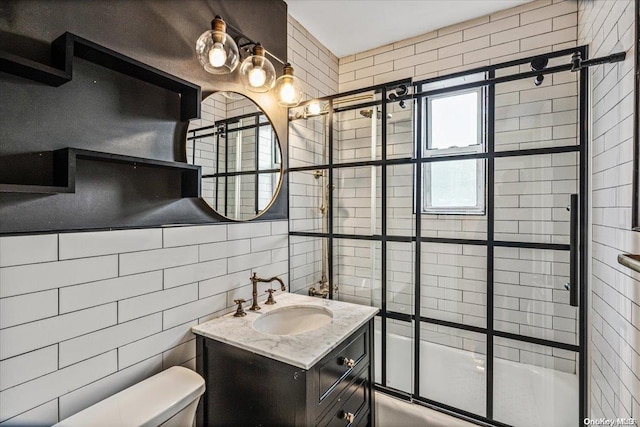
[566,194,579,307]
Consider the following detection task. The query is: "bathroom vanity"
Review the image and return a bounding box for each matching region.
[192,293,378,426]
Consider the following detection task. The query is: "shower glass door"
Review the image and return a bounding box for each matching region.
[416,49,585,426]
[489,60,582,426]
[287,46,587,427]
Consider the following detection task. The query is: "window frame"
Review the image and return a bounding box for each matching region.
[422,86,487,215]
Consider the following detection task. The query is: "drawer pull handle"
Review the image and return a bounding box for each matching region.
[341,411,355,423]
[339,357,355,368]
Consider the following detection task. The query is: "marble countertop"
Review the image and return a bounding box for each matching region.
[191,293,379,370]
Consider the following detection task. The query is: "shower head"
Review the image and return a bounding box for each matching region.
[360,109,392,119]
[530,56,548,71]
[387,84,409,109]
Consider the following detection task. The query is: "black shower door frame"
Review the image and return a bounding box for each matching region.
[288,45,589,427]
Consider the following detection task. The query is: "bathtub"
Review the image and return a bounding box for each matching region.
[374,330,578,427]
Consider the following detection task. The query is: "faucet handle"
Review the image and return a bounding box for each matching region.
[265,289,277,305]
[233,299,247,317]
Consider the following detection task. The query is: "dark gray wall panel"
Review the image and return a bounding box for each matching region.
[0,0,289,233]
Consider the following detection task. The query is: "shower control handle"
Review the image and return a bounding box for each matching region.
[339,357,355,368]
[340,411,355,423]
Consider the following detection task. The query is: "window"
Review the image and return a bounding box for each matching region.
[423,87,486,214]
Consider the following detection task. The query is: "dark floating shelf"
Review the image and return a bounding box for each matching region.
[0,50,69,86]
[0,31,212,233]
[0,32,201,121]
[0,148,201,197]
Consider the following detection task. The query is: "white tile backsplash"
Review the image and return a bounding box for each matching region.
[162,224,227,248]
[117,283,198,323]
[0,220,288,423]
[0,234,57,267]
[0,290,58,329]
[0,303,117,360]
[0,345,58,391]
[162,339,196,369]
[0,351,117,423]
[228,250,272,273]
[58,354,162,422]
[199,239,250,262]
[118,321,195,369]
[59,313,162,368]
[227,222,272,240]
[59,270,162,313]
[59,229,162,260]
[0,255,118,298]
[162,294,227,330]
[119,246,198,276]
[163,258,227,289]
[0,399,58,426]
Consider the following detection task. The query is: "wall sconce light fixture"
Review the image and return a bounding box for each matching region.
[239,43,276,92]
[274,63,303,107]
[197,15,303,107]
[196,16,240,74]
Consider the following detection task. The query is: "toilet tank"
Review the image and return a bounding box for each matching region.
[54,366,205,427]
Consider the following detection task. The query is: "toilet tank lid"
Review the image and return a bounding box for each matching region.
[54,366,205,427]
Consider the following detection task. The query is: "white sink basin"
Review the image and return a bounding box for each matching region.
[252,305,333,336]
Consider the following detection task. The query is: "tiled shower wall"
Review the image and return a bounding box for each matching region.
[287,14,340,295]
[578,0,640,420]
[306,0,582,373]
[338,0,578,93]
[0,222,288,424]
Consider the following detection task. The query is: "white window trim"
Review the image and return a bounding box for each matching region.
[422,87,486,215]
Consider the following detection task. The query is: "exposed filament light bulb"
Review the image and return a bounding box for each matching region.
[274,63,303,107]
[248,66,267,87]
[239,43,276,92]
[196,16,239,74]
[208,42,227,67]
[279,79,295,103]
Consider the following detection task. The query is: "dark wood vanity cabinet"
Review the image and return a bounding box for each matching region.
[195,320,375,427]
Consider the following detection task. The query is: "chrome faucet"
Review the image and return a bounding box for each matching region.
[249,273,286,311]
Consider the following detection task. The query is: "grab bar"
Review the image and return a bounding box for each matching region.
[565,194,579,307]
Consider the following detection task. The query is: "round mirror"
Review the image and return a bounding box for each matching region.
[186,92,282,221]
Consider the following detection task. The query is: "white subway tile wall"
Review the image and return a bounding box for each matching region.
[338,1,578,93]
[293,0,582,373]
[0,221,288,424]
[287,15,340,296]
[578,0,640,420]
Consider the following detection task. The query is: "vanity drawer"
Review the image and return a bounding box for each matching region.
[318,325,368,402]
[318,371,369,427]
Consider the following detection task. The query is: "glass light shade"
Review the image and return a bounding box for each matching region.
[239,53,276,93]
[196,23,239,74]
[274,64,303,107]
